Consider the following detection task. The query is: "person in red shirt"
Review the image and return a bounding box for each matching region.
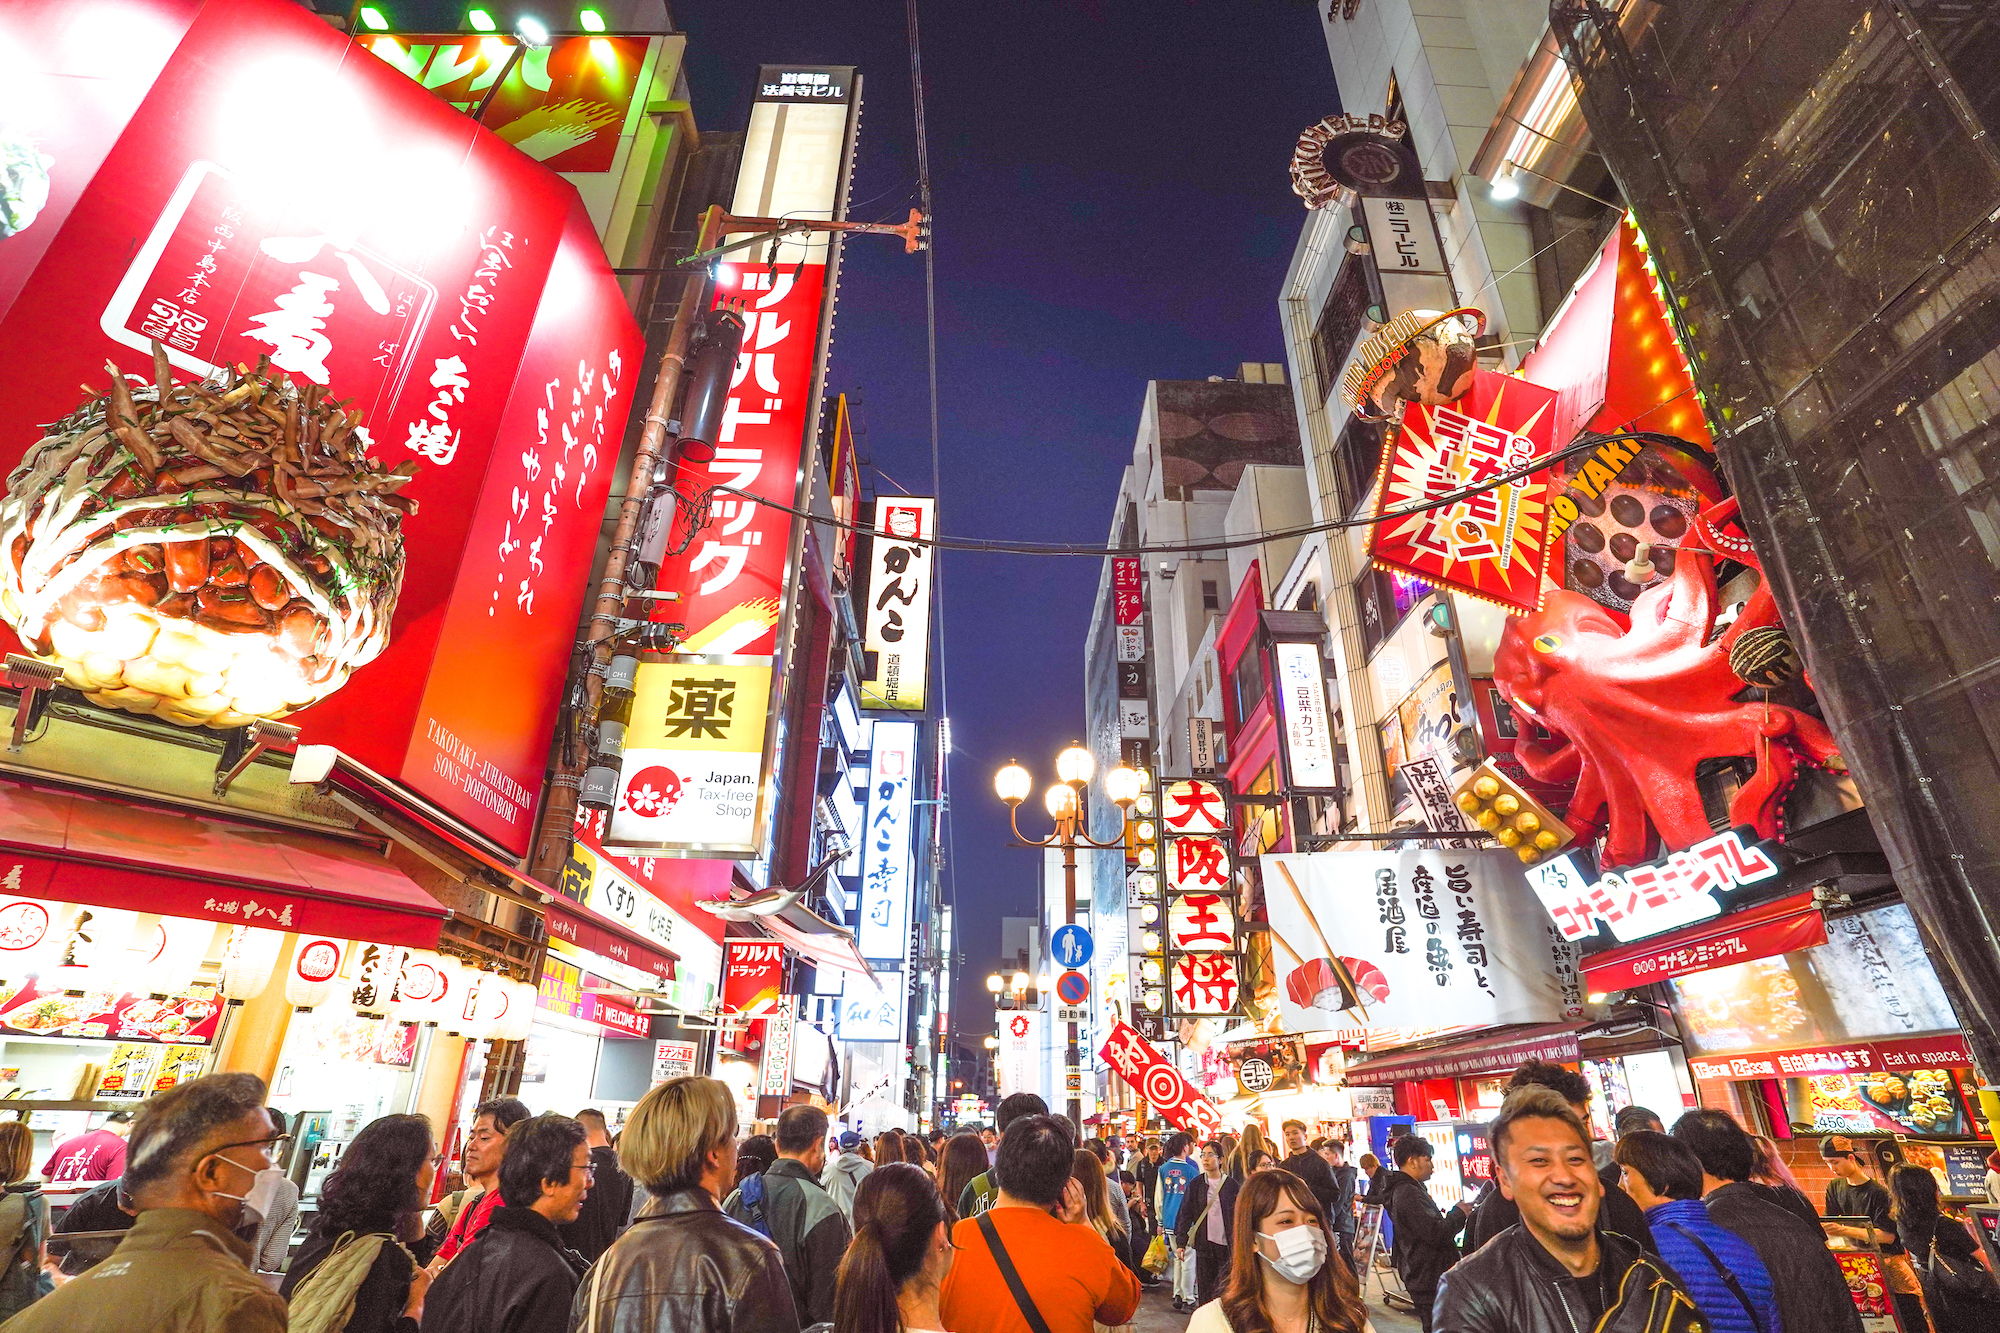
[940,1114,1140,1333]
[42,1110,132,1184]
[436,1097,529,1262]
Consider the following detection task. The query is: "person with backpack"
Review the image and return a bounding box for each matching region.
[280,1113,439,1333]
[825,1130,877,1221]
[725,1104,851,1324]
[1615,1131,1781,1333]
[957,1094,1050,1219]
[0,1122,52,1320]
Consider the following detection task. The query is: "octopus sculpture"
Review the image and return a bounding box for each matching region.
[1492,500,1844,869]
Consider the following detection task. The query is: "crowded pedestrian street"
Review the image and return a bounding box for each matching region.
[0,0,1998,1331]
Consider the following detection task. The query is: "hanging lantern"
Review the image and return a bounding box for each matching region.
[284,937,347,1010]
[473,970,518,1043]
[47,907,137,995]
[423,954,464,1028]
[455,970,497,1041]
[388,951,446,1025]
[217,926,284,1002]
[0,897,65,980]
[495,976,538,1042]
[346,943,408,1018]
[141,917,214,998]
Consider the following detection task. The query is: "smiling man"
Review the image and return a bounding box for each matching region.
[1434,1087,1700,1333]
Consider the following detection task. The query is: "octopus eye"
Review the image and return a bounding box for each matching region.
[1532,633,1563,654]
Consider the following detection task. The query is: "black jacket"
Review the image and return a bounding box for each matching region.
[1329,1163,1359,1235]
[560,1145,636,1263]
[1282,1152,1343,1226]
[1435,1224,1702,1333]
[1754,1181,1821,1231]
[423,1205,588,1333]
[1174,1175,1236,1250]
[1703,1183,1864,1333]
[1471,1175,1655,1253]
[281,1225,418,1333]
[569,1187,801,1333]
[51,1179,133,1275]
[723,1157,849,1324]
[1381,1170,1468,1296]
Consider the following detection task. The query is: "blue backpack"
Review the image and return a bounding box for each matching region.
[737,1172,772,1238]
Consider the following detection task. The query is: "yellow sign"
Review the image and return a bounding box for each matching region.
[606,659,773,853]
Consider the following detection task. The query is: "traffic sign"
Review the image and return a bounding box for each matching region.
[1056,1004,1087,1022]
[1055,970,1090,1005]
[1050,924,1094,969]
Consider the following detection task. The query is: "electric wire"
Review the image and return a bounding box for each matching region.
[722,429,1688,559]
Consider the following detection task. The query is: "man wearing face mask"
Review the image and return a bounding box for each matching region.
[1433,1088,1699,1333]
[0,1072,288,1333]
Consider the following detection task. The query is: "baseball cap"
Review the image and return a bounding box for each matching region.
[838,1131,864,1150]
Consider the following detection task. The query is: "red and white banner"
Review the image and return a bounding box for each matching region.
[1113,557,1143,625]
[1580,895,1824,992]
[722,940,784,1014]
[1099,1020,1222,1135]
[1689,1034,1973,1081]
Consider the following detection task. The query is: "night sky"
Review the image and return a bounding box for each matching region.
[675,0,1342,1035]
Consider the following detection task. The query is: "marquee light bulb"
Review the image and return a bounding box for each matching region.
[466,7,496,31]
[1136,820,1156,842]
[1134,794,1154,816]
[1139,903,1159,925]
[1136,846,1157,869]
[358,5,390,29]
[1143,989,1164,1013]
[1141,959,1163,984]
[578,6,606,29]
[1141,930,1161,954]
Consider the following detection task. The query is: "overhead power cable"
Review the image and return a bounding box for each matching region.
[713,429,1693,559]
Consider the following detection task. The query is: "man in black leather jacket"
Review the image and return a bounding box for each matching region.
[1435,1089,1700,1333]
[569,1075,800,1333]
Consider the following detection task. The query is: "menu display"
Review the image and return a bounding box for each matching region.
[0,982,221,1045]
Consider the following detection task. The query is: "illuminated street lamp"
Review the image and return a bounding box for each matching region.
[983,1035,998,1050]
[986,973,1003,994]
[1010,971,1029,995]
[995,745,1142,1129]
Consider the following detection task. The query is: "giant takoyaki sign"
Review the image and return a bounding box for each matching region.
[0,0,641,854]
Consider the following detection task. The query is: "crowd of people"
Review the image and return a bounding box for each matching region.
[0,1063,1989,1333]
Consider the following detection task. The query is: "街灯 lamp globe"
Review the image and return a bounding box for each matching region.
[994,762,1032,805]
[1011,971,1029,994]
[1104,764,1142,807]
[986,973,1003,993]
[984,1035,998,1049]
[1056,744,1095,786]
[1045,784,1077,820]
[1038,973,1053,992]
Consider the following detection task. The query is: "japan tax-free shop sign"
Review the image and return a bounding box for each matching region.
[0,0,639,856]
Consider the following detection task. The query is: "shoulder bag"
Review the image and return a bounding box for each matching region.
[286,1231,400,1333]
[1659,1222,1767,1333]
[977,1212,1055,1333]
[1921,1222,2000,1306]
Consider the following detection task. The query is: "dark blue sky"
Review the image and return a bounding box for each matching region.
[676,0,1341,1033]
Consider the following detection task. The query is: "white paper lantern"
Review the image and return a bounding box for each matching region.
[347,943,408,1017]
[217,926,284,1002]
[454,970,497,1041]
[494,976,538,1042]
[423,955,464,1028]
[0,898,66,979]
[47,907,137,995]
[140,916,215,998]
[387,951,444,1025]
[474,969,519,1042]
[284,936,347,1010]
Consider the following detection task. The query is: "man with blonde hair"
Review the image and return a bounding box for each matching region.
[569,1076,800,1333]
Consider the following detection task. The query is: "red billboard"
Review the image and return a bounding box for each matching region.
[0,0,641,856]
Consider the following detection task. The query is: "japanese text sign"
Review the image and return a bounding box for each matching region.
[858,720,917,961]
[1360,197,1447,275]
[607,660,773,853]
[1168,893,1236,954]
[1098,1020,1224,1135]
[1171,953,1240,1014]
[1527,829,1782,946]
[758,994,796,1098]
[998,1009,1043,1098]
[1273,640,1339,792]
[1368,370,1562,615]
[1161,780,1227,835]
[1264,849,1581,1035]
[839,969,905,1043]
[1166,835,1232,895]
[0,0,640,855]
[1113,557,1143,625]
[860,497,934,710]
[723,940,785,1014]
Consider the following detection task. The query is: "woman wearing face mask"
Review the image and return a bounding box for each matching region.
[1189,1169,1371,1333]
[281,1114,440,1333]
[1175,1141,1238,1308]
[834,1162,953,1333]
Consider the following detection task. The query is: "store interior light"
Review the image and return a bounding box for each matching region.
[514,14,549,45]
[578,5,605,29]
[358,5,390,29]
[1490,173,1522,201]
[466,7,496,31]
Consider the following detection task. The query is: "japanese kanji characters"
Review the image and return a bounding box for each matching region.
[1167,835,1230,892]
[1162,780,1227,834]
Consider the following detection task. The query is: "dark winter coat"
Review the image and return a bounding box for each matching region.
[281,1225,419,1333]
[1434,1223,1702,1333]
[723,1157,849,1325]
[1703,1183,1864,1333]
[1282,1151,1344,1229]
[1381,1169,1469,1298]
[420,1205,588,1333]
[559,1145,636,1263]
[569,1186,801,1333]
[1642,1199,1783,1333]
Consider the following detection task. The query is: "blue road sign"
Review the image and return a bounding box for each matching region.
[1050,924,1093,969]
[1056,970,1090,1005]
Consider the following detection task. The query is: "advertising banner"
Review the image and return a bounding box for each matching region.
[1098,1019,1223,1135]
[838,969,904,1043]
[0,981,221,1045]
[1368,370,1562,615]
[1273,639,1339,791]
[859,497,933,710]
[998,1009,1043,1099]
[757,993,796,1098]
[1263,850,1581,1034]
[722,940,784,1014]
[606,660,773,854]
[0,0,641,856]
[1113,557,1143,624]
[857,720,917,960]
[535,955,645,1038]
[1528,829,1784,949]
[652,1039,697,1085]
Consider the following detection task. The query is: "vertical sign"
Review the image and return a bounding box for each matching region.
[1359,196,1448,275]
[722,940,785,1014]
[758,993,797,1098]
[1273,639,1340,792]
[1189,717,1215,774]
[860,497,935,710]
[1113,557,1144,623]
[998,1009,1043,1099]
[858,720,917,959]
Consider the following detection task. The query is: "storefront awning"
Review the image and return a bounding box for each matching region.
[754,903,876,980]
[0,778,449,949]
[1581,892,1826,994]
[546,903,676,985]
[1343,1022,1582,1086]
[1686,1032,1972,1081]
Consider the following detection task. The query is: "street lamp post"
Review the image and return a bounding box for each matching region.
[994,745,1142,1132]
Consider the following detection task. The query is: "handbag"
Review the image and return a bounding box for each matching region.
[1923,1225,2000,1306]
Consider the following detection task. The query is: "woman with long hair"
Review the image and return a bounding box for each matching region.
[0,1122,49,1320]
[281,1113,439,1333]
[1176,1141,1237,1308]
[1193,1168,1369,1333]
[937,1134,987,1225]
[1890,1165,2000,1333]
[834,1162,952,1333]
[903,1136,932,1173]
[1749,1134,1818,1221]
[1072,1150,1127,1245]
[1231,1126,1273,1183]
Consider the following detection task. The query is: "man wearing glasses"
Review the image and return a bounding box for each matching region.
[0,1072,288,1332]
[421,1113,594,1333]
